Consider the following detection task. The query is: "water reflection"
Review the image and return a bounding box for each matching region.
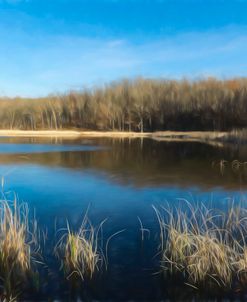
[0,137,246,190]
[0,137,246,300]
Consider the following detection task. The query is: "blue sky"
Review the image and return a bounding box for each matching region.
[0,0,247,97]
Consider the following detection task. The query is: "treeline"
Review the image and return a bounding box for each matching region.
[1,78,247,131]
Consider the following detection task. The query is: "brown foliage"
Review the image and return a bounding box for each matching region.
[1,77,247,131]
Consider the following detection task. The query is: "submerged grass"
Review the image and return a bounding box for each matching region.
[154,203,247,290]
[212,159,247,177]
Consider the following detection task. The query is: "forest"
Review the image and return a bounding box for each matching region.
[1,78,247,132]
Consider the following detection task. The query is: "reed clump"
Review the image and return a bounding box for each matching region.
[155,203,247,289]
[55,215,105,281]
[0,197,40,299]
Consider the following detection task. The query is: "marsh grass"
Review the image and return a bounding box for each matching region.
[0,195,41,300]
[212,159,247,177]
[55,214,106,281]
[154,203,247,289]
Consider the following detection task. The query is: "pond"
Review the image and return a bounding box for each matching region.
[0,136,246,301]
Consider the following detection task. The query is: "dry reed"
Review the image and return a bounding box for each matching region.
[55,214,106,281]
[0,195,40,299]
[154,203,247,289]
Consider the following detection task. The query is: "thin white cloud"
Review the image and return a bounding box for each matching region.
[0,22,246,96]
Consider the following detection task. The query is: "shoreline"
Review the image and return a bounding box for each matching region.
[0,129,228,143]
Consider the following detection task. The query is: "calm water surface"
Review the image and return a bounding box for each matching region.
[0,137,246,301]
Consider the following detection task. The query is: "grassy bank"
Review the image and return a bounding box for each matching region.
[0,129,227,143]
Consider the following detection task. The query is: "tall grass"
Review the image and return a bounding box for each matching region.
[55,215,106,281]
[1,77,247,132]
[154,203,247,289]
[0,195,108,299]
[4,188,247,298]
[0,196,40,299]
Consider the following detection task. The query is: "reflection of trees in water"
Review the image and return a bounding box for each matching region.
[0,138,247,190]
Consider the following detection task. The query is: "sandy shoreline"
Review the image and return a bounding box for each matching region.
[0,129,228,143]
